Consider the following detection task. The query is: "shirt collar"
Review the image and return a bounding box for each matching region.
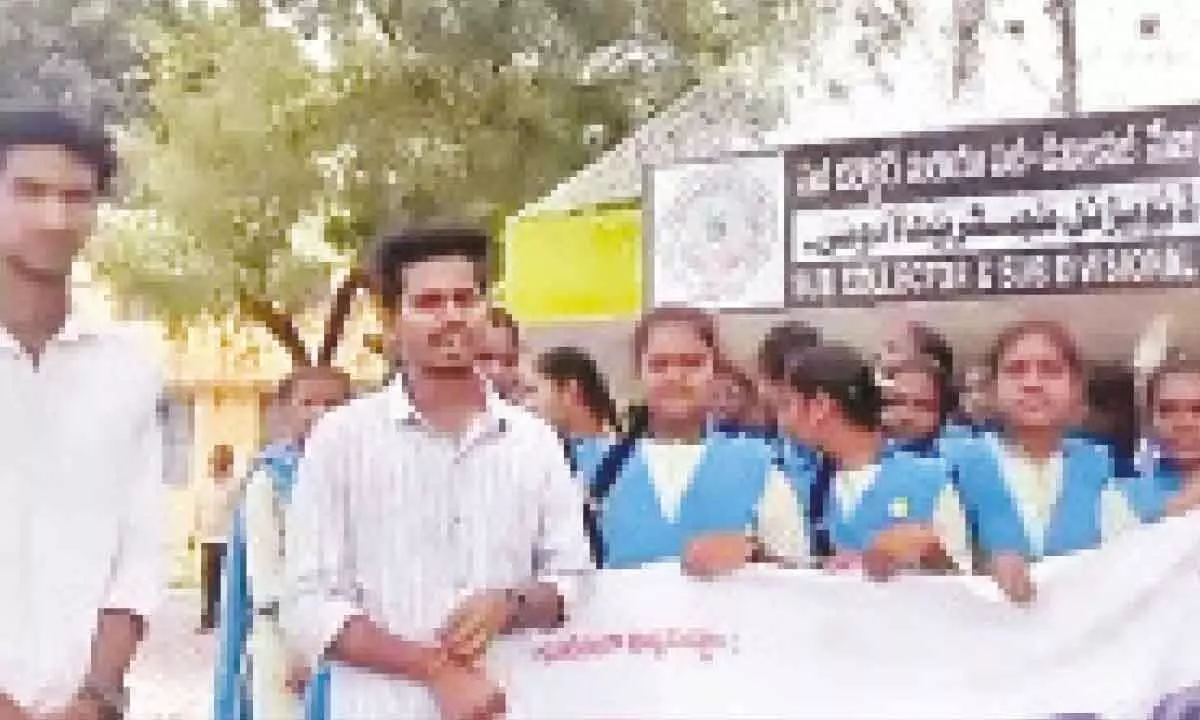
[386,372,515,435]
[0,308,106,352]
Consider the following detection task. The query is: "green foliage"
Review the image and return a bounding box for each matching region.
[88,0,803,360]
[0,0,175,122]
[90,7,341,349]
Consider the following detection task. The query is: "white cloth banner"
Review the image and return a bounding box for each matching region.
[491,513,1200,719]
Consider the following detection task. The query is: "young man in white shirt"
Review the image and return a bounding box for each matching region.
[0,106,166,720]
[281,227,592,720]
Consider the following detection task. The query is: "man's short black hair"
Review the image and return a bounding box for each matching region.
[0,103,117,193]
[784,343,882,430]
[369,225,492,310]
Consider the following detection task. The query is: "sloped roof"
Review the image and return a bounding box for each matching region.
[520,0,929,215]
[519,0,1073,216]
[523,55,787,216]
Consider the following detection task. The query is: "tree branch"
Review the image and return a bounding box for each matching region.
[240,292,311,368]
[316,267,369,367]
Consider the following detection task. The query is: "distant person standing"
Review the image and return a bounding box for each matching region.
[0,106,167,720]
[195,443,240,633]
[477,307,524,402]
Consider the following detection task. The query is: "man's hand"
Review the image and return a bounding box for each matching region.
[682,533,754,578]
[0,693,32,720]
[39,696,104,720]
[990,552,1036,605]
[428,664,506,720]
[438,590,515,666]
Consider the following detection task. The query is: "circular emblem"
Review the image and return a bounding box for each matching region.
[658,164,779,306]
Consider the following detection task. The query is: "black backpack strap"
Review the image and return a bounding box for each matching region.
[946,464,984,573]
[561,436,580,475]
[582,410,648,569]
[808,455,835,561]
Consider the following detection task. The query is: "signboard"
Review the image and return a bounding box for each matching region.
[787,105,1200,305]
[492,515,1200,719]
[645,105,1200,309]
[647,154,787,309]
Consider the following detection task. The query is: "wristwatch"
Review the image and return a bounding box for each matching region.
[77,679,127,720]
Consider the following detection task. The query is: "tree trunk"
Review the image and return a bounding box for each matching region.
[240,292,311,368]
[317,267,370,367]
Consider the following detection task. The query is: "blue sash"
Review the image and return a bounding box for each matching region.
[214,442,330,720]
[1121,456,1183,524]
[600,434,773,568]
[568,435,614,488]
[948,433,1113,559]
[818,450,955,553]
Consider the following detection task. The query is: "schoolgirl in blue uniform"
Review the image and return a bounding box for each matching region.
[528,345,618,481]
[689,342,976,579]
[582,307,780,570]
[214,367,350,720]
[949,321,1139,576]
[752,321,823,510]
[1121,359,1200,522]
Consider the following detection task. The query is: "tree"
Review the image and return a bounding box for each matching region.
[0,0,174,122]
[278,0,800,227]
[91,2,817,367]
[92,7,352,367]
[91,1,787,365]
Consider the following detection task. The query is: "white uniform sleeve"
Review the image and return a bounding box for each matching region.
[244,469,282,607]
[1101,486,1141,543]
[932,485,974,575]
[533,435,594,613]
[755,468,811,565]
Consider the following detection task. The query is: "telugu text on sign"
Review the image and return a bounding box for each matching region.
[783,105,1200,305]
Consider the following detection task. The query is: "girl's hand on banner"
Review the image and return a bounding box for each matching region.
[682,533,753,577]
[1166,484,1200,517]
[990,552,1036,605]
[865,523,943,579]
[862,546,902,581]
[826,552,863,572]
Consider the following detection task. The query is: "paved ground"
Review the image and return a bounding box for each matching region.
[126,589,214,720]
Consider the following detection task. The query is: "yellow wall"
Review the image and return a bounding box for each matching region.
[163,297,388,587]
[504,207,643,323]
